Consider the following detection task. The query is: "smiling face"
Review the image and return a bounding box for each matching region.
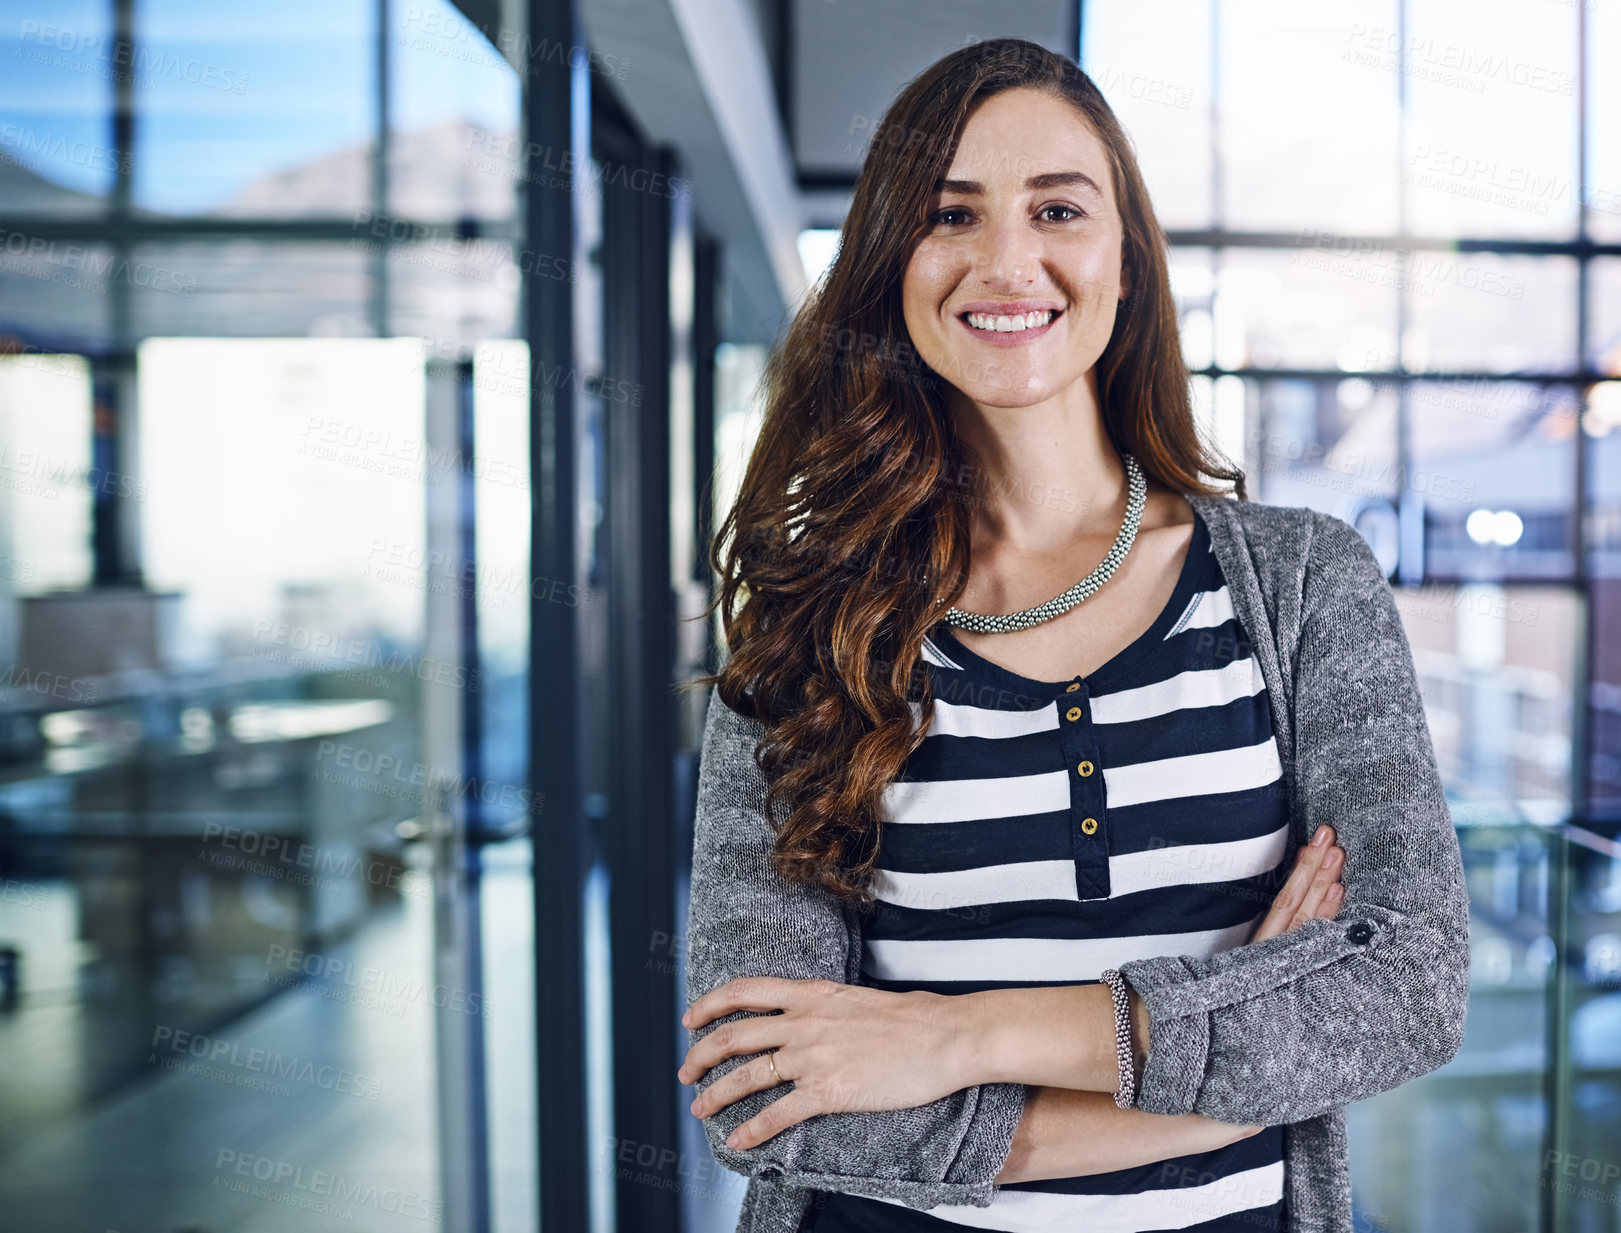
[901,87,1130,409]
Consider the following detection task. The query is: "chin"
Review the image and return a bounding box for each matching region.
[945,361,1074,405]
[966,385,1048,408]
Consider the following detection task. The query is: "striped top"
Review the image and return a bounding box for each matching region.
[811,507,1289,1233]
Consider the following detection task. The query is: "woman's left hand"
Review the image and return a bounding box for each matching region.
[677,977,971,1150]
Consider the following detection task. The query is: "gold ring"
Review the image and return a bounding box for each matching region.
[767,1050,782,1085]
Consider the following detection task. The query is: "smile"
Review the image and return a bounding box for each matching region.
[963,309,1058,332]
[957,307,1062,344]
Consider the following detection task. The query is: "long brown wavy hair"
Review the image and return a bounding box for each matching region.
[688,37,1246,903]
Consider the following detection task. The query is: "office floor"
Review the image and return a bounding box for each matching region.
[0,884,440,1232]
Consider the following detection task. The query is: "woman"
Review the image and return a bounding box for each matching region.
[677,37,1470,1233]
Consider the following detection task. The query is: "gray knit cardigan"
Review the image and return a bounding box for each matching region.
[683,492,1472,1233]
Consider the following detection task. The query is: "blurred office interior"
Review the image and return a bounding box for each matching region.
[0,0,1618,1230]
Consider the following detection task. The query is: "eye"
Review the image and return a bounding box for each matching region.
[1039,203,1085,223]
[928,206,973,227]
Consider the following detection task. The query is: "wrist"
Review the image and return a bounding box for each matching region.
[941,989,1003,1087]
[1127,984,1150,1082]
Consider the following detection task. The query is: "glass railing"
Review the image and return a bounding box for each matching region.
[1347,816,1621,1231]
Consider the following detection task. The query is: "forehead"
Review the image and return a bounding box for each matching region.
[942,88,1113,195]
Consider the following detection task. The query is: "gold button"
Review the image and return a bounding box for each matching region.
[1077,760,1094,777]
[1065,682,1081,693]
[1066,706,1082,722]
[1081,816,1098,835]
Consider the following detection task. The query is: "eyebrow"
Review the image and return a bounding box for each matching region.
[933,171,1104,197]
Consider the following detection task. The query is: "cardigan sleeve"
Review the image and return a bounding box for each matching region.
[1116,511,1472,1126]
[683,684,1031,1209]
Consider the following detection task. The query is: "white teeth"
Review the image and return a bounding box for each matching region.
[964,310,1057,333]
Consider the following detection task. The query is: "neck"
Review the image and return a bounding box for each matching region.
[947,371,1126,557]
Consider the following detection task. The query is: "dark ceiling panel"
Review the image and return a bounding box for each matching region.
[790,0,1076,185]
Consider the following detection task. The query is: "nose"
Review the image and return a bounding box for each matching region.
[971,210,1039,289]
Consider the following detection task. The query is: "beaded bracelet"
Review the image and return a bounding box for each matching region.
[1099,968,1137,1110]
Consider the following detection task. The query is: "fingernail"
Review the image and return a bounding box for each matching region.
[726,1132,740,1148]
[1311,828,1329,847]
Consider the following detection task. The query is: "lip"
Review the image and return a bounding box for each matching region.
[955,300,1064,315]
[955,302,1063,347]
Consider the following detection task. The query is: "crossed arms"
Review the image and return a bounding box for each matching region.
[679,514,1471,1209]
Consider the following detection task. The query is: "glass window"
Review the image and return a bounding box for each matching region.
[1214,247,1398,371]
[0,0,116,214]
[1413,381,1578,580]
[133,0,375,217]
[1246,376,1401,525]
[1220,0,1400,234]
[1403,254,1577,375]
[1402,0,1580,240]
[0,353,95,610]
[1082,0,1213,231]
[0,237,113,352]
[1594,381,1621,589]
[383,236,521,350]
[1592,257,1621,376]
[1168,247,1214,369]
[472,338,530,808]
[1396,583,1577,815]
[1586,0,1621,242]
[389,0,521,222]
[136,337,428,655]
[127,240,370,339]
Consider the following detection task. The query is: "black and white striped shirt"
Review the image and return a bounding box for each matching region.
[812,507,1288,1233]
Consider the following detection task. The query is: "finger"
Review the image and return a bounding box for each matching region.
[678,1017,785,1085]
[683,976,829,1030]
[692,1052,783,1120]
[1290,845,1342,929]
[1252,841,1327,942]
[1321,882,1345,918]
[726,1088,818,1152]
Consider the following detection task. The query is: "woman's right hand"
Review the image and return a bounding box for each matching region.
[1154,825,1348,1158]
[1249,824,1345,944]
[997,824,1351,1185]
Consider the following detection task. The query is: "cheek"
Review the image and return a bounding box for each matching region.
[903,248,958,314]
